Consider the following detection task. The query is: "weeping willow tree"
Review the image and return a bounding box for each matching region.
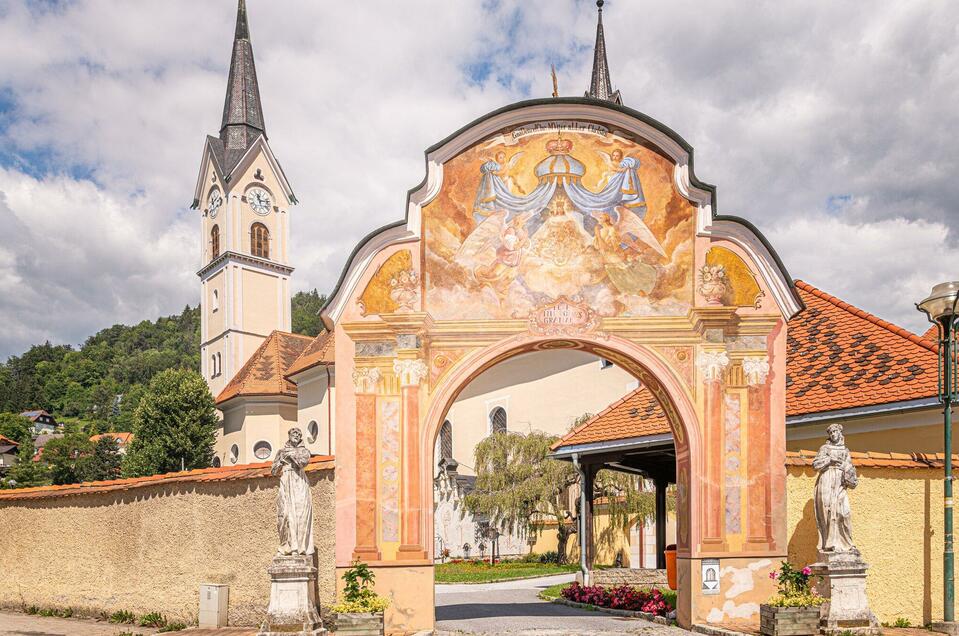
[464,421,675,564]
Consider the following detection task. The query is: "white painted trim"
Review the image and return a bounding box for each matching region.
[321,103,800,324]
[552,432,675,457]
[786,405,941,441]
[785,397,939,426]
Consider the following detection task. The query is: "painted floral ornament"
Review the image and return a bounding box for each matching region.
[698,264,728,305]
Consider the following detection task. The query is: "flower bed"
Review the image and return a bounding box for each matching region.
[561,582,674,616]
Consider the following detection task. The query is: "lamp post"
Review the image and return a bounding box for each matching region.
[918,281,959,628]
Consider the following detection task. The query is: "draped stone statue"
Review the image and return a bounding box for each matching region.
[812,422,858,554]
[260,427,325,635]
[809,423,879,635]
[271,427,315,556]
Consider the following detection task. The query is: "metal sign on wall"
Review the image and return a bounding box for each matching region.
[702,559,720,595]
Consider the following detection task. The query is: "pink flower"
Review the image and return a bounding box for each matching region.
[802,567,812,576]
[769,571,778,579]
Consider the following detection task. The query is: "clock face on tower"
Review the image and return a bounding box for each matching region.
[208,189,223,218]
[248,187,272,216]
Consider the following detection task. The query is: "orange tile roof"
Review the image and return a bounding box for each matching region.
[788,281,938,416]
[786,449,957,469]
[216,331,314,405]
[552,387,671,449]
[90,432,133,445]
[922,325,939,342]
[0,455,334,501]
[285,330,335,379]
[0,434,18,447]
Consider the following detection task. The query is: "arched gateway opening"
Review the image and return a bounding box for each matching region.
[322,98,802,634]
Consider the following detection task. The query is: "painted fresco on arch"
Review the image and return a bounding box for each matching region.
[423,123,695,320]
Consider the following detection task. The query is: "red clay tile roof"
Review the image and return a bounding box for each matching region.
[552,387,670,449]
[555,281,941,450]
[285,330,335,379]
[787,280,938,416]
[0,434,18,447]
[90,432,133,445]
[786,449,956,469]
[922,325,939,342]
[216,331,314,405]
[0,455,334,501]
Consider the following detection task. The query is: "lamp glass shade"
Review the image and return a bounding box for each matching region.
[918,281,959,321]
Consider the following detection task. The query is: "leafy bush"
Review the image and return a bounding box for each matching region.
[109,610,137,624]
[519,552,541,563]
[766,561,822,608]
[24,605,40,615]
[138,611,167,628]
[539,551,560,564]
[159,622,187,632]
[561,582,674,616]
[330,560,391,615]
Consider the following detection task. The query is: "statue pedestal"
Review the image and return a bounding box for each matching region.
[810,551,880,636]
[258,554,326,635]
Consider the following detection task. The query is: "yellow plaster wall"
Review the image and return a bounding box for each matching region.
[206,269,226,337]
[336,565,434,635]
[216,399,298,465]
[787,408,947,455]
[241,268,281,336]
[0,469,336,627]
[295,368,336,456]
[787,465,943,626]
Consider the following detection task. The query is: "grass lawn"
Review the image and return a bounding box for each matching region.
[538,582,568,600]
[434,560,580,583]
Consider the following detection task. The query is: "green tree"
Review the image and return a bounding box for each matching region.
[83,436,122,482]
[43,432,94,485]
[3,437,49,489]
[464,431,581,562]
[122,369,218,477]
[0,412,31,442]
[292,289,327,337]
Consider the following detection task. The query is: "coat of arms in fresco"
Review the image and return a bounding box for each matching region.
[423,128,694,321]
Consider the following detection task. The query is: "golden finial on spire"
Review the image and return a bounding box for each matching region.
[551,64,559,98]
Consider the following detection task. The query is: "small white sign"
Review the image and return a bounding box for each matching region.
[702,559,720,595]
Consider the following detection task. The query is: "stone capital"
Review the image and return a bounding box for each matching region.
[393,358,428,388]
[352,366,381,394]
[742,355,770,386]
[696,349,730,383]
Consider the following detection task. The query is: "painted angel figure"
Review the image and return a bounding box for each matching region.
[596,148,625,189]
[812,423,859,554]
[592,207,666,296]
[472,151,525,221]
[271,427,315,556]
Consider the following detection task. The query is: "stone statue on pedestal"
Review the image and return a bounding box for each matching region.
[810,423,879,636]
[258,428,326,636]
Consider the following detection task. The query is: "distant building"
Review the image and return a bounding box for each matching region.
[31,433,64,463]
[20,410,58,436]
[0,435,19,472]
[89,433,134,455]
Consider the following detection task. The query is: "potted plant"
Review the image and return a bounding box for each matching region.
[760,561,823,636]
[331,560,390,636]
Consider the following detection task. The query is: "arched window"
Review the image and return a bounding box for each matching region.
[216,353,222,377]
[489,407,507,435]
[212,456,222,468]
[212,289,219,312]
[211,225,220,260]
[308,420,319,443]
[251,222,270,259]
[210,354,217,378]
[229,444,239,464]
[439,420,453,460]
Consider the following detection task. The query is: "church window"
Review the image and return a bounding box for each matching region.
[229,444,239,464]
[212,456,222,468]
[211,225,220,260]
[210,354,217,378]
[489,407,507,435]
[253,440,272,460]
[212,289,219,312]
[216,353,222,377]
[440,420,453,460]
[308,420,319,443]
[251,222,270,259]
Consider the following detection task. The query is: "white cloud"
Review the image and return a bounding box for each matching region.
[0,0,957,356]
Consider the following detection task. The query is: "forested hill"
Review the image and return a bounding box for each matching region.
[0,289,326,434]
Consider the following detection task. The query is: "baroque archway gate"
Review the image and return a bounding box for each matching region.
[321,99,803,633]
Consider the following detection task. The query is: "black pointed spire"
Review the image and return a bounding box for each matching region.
[220,0,266,151]
[585,0,622,105]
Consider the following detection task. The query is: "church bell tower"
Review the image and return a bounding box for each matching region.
[192,0,296,399]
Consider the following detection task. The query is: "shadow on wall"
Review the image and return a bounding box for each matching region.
[787,498,818,569]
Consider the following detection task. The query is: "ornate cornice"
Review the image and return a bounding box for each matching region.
[196,250,294,279]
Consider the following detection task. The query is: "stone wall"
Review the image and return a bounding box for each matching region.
[0,457,335,627]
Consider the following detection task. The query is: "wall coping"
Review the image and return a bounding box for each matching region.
[0,455,335,502]
[787,449,955,470]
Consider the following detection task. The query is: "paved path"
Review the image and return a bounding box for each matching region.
[0,611,160,636]
[435,574,689,635]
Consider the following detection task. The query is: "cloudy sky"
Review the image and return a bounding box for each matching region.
[0,0,956,359]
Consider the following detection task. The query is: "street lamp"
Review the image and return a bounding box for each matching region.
[918,281,959,628]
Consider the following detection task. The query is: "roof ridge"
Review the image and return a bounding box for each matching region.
[794,280,937,353]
